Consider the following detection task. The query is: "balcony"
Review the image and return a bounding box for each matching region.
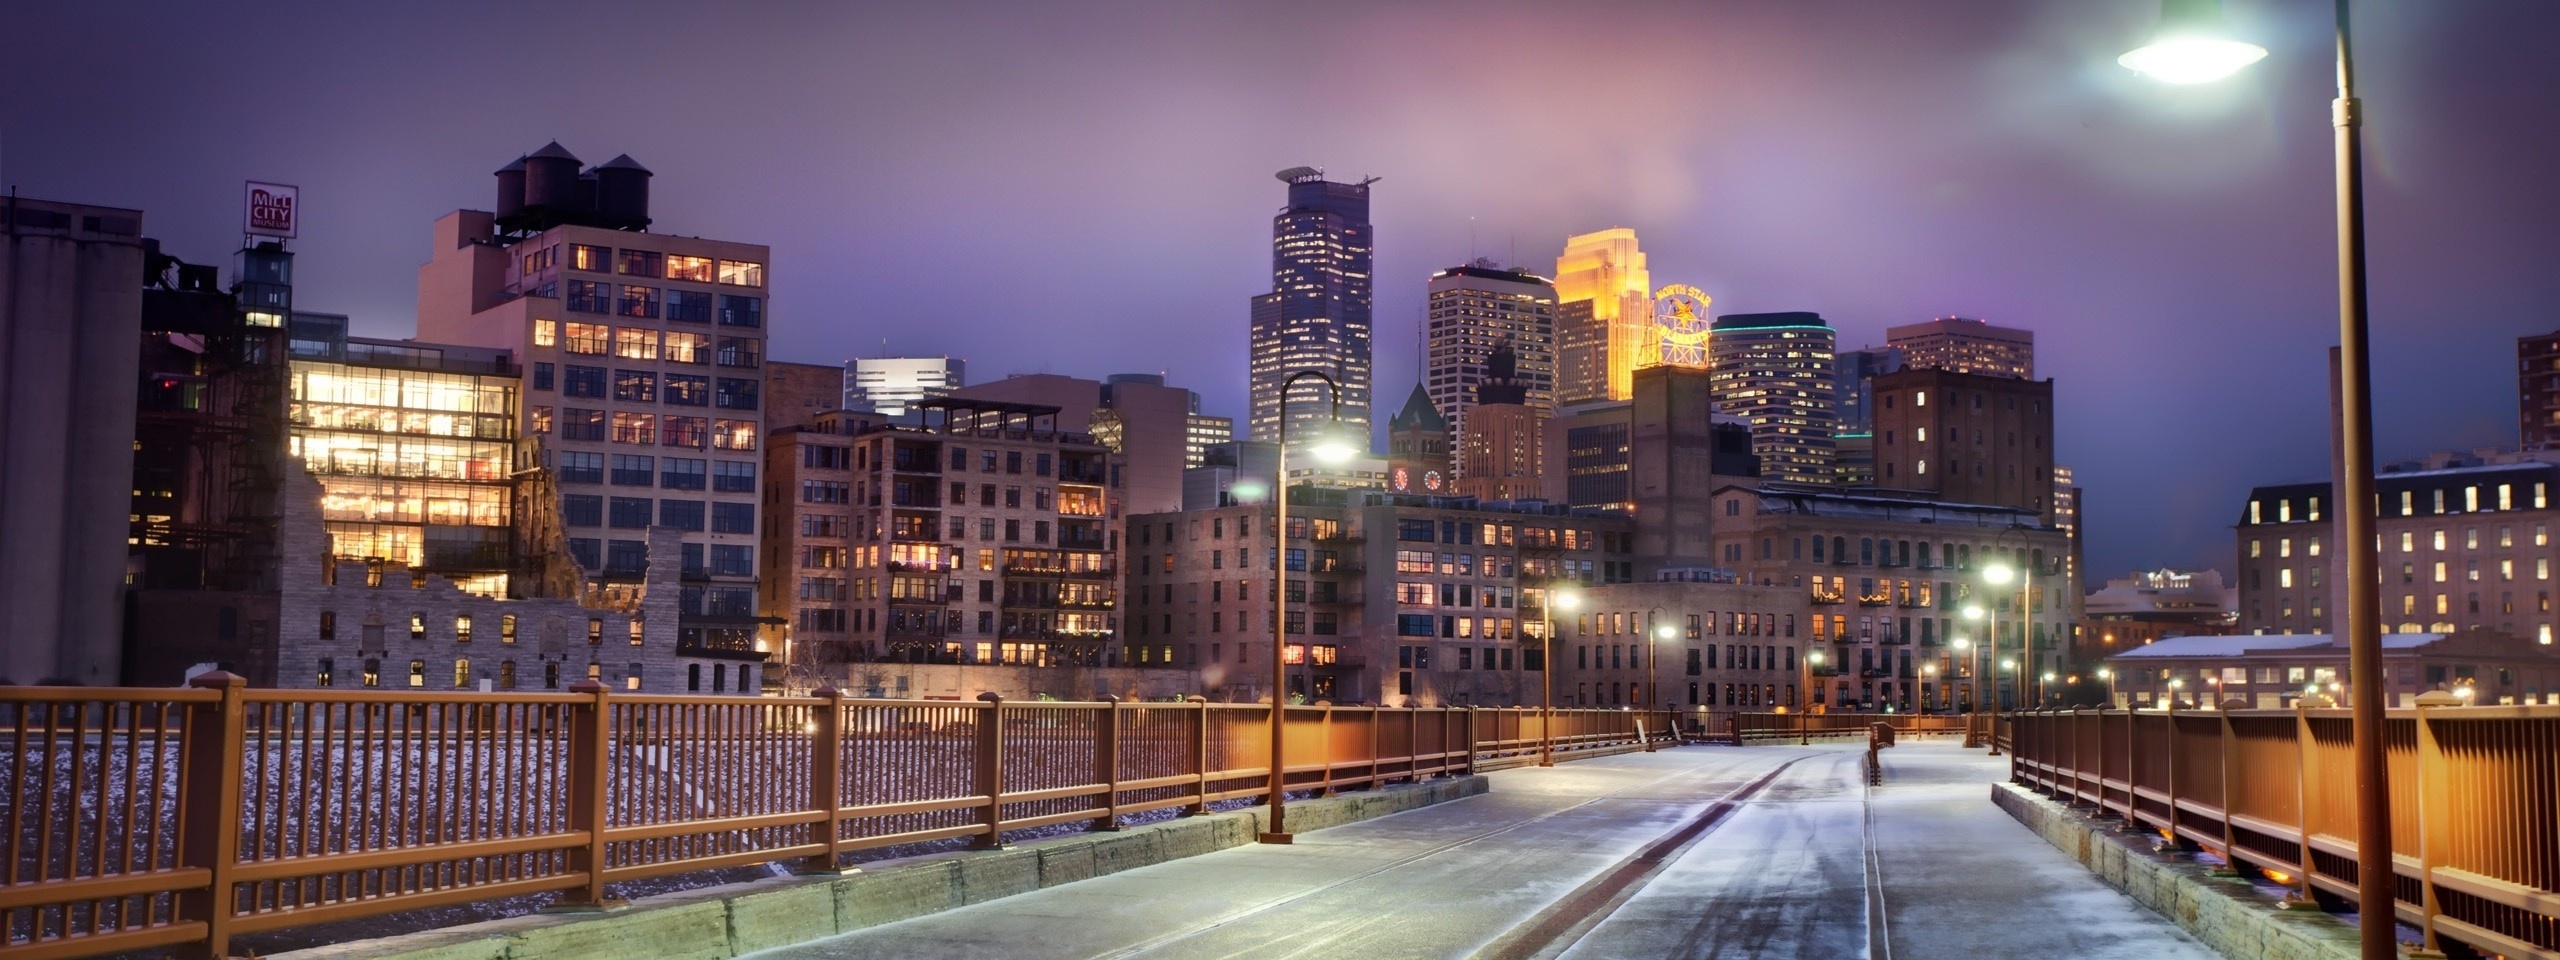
[1811,591,1845,606]
[1857,594,1891,607]
[1315,529,1364,545]
[1059,468,1108,485]
[1313,559,1364,576]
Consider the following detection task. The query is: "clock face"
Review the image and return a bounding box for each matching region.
[1423,470,1443,492]
[1393,466,1410,491]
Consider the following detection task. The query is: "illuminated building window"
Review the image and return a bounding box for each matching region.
[453,659,471,687]
[666,254,713,283]
[610,412,656,445]
[534,319,557,347]
[712,419,757,451]
[501,614,517,643]
[614,328,658,360]
[408,659,425,688]
[562,323,609,355]
[665,332,710,364]
[531,406,553,433]
[455,616,473,643]
[570,244,608,272]
[717,260,765,288]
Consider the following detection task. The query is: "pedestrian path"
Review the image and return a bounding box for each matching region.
[746,742,2216,960]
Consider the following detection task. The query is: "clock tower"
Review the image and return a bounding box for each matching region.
[1384,382,1451,494]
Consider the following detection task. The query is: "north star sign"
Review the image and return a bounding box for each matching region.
[245,181,299,238]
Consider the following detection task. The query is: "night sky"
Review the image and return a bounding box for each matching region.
[6,1,2556,584]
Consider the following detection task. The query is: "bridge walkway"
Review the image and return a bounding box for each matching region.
[748,741,2215,960]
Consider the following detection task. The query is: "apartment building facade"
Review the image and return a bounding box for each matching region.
[1552,579,1815,712]
[2234,454,2560,643]
[1709,486,2078,712]
[1124,492,1635,706]
[417,145,773,666]
[760,401,1116,683]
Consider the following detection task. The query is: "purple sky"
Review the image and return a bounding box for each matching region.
[6,1,2556,583]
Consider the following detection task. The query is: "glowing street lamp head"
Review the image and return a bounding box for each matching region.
[2001,658,2017,671]
[1304,422,1360,465]
[1551,589,1581,612]
[2119,0,2268,85]
[1962,605,1986,621]
[1952,636,1971,651]
[1982,563,2016,586]
[1655,624,1677,641]
[1809,649,1825,665]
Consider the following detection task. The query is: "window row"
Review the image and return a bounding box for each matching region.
[560,281,762,325]
[565,244,764,288]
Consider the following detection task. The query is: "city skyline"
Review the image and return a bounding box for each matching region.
[6,1,2558,582]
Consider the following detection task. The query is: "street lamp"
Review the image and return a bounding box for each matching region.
[1802,648,1828,744]
[1262,370,1356,845]
[1539,588,1581,768]
[1920,662,1937,715]
[2118,1,2387,954]
[1636,607,1678,752]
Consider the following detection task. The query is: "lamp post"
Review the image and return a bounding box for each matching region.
[1962,606,1990,751]
[1539,588,1580,767]
[1802,648,1827,744]
[2042,671,2059,707]
[2097,666,2115,708]
[1261,370,1357,845]
[2117,2,2388,954]
[1982,527,2035,738]
[1953,632,1977,745]
[1640,607,1678,751]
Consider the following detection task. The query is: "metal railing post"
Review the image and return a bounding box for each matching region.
[2162,697,2180,842]
[1093,696,1123,831]
[558,679,618,909]
[2411,691,2460,957]
[972,692,1007,849]
[800,688,847,873]
[2287,700,2321,908]
[2216,699,2244,874]
[174,671,248,960]
[1184,696,1210,816]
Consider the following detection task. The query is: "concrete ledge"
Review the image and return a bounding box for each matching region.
[1992,782,2364,960]
[271,774,1488,960]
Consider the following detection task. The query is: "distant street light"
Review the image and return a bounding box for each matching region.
[1540,588,1581,767]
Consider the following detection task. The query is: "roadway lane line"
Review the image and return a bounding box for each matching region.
[1467,757,1810,960]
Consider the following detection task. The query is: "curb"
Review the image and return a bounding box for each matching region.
[268,775,1490,960]
[1990,782,2366,960]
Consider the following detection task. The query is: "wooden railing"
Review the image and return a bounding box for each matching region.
[2008,703,2560,960]
[0,675,1669,960]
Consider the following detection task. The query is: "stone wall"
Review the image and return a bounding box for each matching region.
[272,469,753,694]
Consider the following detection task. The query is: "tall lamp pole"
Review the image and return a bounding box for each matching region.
[1982,526,2034,753]
[2116,2,2387,954]
[1260,370,1356,845]
[1960,608,1987,749]
[1540,588,1580,767]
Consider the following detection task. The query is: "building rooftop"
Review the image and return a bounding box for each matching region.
[1713,311,1828,330]
[2109,633,2446,659]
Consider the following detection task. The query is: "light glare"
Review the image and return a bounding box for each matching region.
[2119,36,2268,85]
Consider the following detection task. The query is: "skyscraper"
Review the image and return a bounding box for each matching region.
[1553,229,1652,405]
[1707,312,1839,486]
[1426,260,1555,453]
[843,356,963,419]
[1248,167,1374,445]
[1885,316,2034,379]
